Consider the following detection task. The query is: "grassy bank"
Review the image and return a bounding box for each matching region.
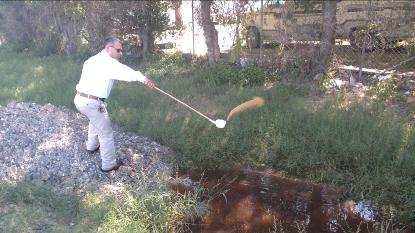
[0,181,203,232]
[0,49,414,228]
[0,51,81,107]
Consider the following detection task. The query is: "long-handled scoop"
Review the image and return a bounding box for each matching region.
[154,87,226,128]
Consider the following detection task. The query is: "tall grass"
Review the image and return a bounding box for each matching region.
[0,180,204,233]
[1,49,414,228]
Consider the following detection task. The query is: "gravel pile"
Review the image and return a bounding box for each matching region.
[0,102,173,193]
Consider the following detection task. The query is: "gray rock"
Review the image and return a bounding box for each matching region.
[0,102,173,194]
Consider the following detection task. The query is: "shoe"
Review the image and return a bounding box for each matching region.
[100,159,123,172]
[87,146,100,154]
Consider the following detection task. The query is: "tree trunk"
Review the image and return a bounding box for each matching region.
[139,1,155,62]
[314,0,337,78]
[173,0,183,27]
[140,30,154,61]
[200,0,220,63]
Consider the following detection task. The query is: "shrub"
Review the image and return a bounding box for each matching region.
[33,32,61,57]
[194,63,239,85]
[369,76,406,103]
[194,63,269,86]
[142,51,193,79]
[238,64,269,86]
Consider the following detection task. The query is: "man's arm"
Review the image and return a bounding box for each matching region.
[109,60,155,89]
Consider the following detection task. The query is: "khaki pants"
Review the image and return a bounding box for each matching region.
[74,95,117,170]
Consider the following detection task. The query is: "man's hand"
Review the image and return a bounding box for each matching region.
[143,78,155,90]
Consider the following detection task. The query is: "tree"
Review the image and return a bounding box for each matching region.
[49,2,85,55]
[314,0,338,78]
[0,1,172,59]
[0,1,87,56]
[81,1,114,54]
[200,0,220,63]
[0,2,38,51]
[113,1,170,61]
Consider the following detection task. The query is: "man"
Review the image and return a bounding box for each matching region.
[74,37,155,172]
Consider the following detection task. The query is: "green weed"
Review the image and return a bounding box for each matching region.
[0,182,80,233]
[140,51,194,80]
[0,180,204,233]
[193,62,269,86]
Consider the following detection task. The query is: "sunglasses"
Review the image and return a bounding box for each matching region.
[110,46,123,53]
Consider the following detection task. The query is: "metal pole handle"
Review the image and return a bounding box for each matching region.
[154,87,214,123]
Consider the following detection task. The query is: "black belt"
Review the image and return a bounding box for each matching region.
[77,91,105,101]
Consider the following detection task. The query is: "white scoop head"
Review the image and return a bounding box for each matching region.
[214,119,227,128]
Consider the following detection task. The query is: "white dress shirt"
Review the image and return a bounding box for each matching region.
[76,50,146,98]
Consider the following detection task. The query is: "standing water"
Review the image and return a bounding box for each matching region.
[170,169,398,233]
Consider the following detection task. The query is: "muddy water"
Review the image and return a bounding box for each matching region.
[171,169,381,233]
